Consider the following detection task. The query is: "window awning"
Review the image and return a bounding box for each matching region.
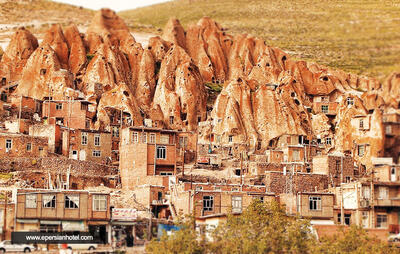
[40,220,61,225]
[62,221,85,231]
[111,221,137,226]
[16,219,38,224]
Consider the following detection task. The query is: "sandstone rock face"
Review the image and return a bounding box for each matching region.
[64,25,87,75]
[162,18,186,50]
[42,24,69,69]
[15,44,74,100]
[153,45,207,131]
[0,27,38,84]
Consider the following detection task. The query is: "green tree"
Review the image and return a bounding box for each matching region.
[145,216,206,254]
[209,200,314,254]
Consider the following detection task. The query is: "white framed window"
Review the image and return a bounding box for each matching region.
[346,97,354,106]
[142,133,147,143]
[112,126,119,138]
[292,150,300,161]
[169,116,174,125]
[321,105,329,114]
[362,186,370,199]
[65,194,79,209]
[81,132,88,145]
[203,196,214,211]
[232,196,242,213]
[133,132,139,143]
[56,103,62,110]
[309,196,321,211]
[43,194,56,208]
[92,150,101,157]
[377,214,387,228]
[378,186,388,199]
[149,133,156,144]
[326,138,332,145]
[156,146,166,159]
[25,194,37,208]
[358,145,365,157]
[359,119,364,129]
[5,139,12,151]
[26,143,32,151]
[386,125,392,134]
[94,134,100,146]
[93,195,107,211]
[228,135,233,143]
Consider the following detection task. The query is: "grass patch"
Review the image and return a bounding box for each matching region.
[120,0,400,79]
[86,54,95,62]
[205,82,223,93]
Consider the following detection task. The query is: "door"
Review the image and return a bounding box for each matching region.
[79,150,86,161]
[71,150,78,160]
[391,167,396,182]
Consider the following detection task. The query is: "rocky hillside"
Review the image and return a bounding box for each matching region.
[120,0,400,78]
[1,8,400,168]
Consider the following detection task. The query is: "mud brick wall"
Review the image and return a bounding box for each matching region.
[264,172,328,194]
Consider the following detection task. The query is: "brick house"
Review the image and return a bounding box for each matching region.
[0,132,48,157]
[312,154,356,187]
[119,127,180,189]
[42,100,94,129]
[281,192,334,222]
[15,189,111,243]
[62,129,112,164]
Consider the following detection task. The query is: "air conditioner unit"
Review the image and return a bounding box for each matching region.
[360,199,370,208]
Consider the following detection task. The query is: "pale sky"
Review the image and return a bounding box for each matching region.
[53,0,171,12]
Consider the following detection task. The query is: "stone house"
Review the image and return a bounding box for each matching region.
[0,132,48,157]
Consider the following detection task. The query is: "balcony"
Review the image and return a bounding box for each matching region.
[374,198,400,207]
[152,199,169,206]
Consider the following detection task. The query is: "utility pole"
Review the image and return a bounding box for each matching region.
[3,192,7,240]
[340,155,344,225]
[18,96,22,133]
[182,148,185,177]
[240,152,243,185]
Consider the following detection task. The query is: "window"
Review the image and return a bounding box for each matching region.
[358,145,365,157]
[133,132,139,143]
[160,135,169,144]
[292,150,300,161]
[26,194,37,208]
[338,213,351,225]
[160,172,173,176]
[94,134,100,146]
[169,116,174,125]
[112,127,119,138]
[309,196,321,211]
[203,196,214,211]
[378,186,388,199]
[26,143,32,151]
[359,119,364,129]
[228,135,233,143]
[93,195,107,211]
[65,195,79,209]
[386,125,392,134]
[157,146,166,159]
[345,176,351,183]
[81,132,88,145]
[321,105,329,114]
[92,150,101,157]
[336,160,341,173]
[179,136,188,149]
[377,214,388,228]
[56,103,62,110]
[81,103,88,111]
[142,133,147,143]
[149,133,156,144]
[362,186,370,199]
[5,139,12,151]
[85,119,90,129]
[232,196,242,213]
[326,138,332,145]
[346,97,354,106]
[43,194,56,208]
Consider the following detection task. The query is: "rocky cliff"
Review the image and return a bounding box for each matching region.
[1,10,399,165]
